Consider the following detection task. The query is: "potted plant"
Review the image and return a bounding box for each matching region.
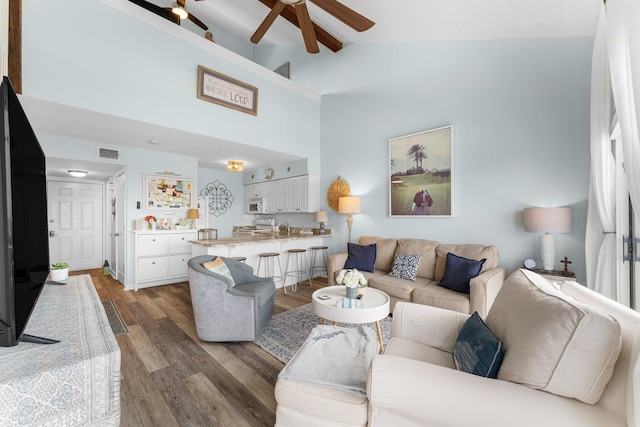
[51,262,69,281]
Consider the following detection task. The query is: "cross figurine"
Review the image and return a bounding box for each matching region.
[560,257,572,274]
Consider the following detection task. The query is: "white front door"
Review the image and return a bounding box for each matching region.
[47,181,104,271]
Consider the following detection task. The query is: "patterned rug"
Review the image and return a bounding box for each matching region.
[102,300,129,336]
[255,303,392,364]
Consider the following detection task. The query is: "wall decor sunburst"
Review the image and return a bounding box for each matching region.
[326,176,351,211]
[200,180,234,217]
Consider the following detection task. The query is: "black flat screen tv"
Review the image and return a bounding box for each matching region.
[0,76,53,347]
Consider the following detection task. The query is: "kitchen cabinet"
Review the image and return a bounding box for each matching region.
[244,174,319,214]
[133,230,197,290]
[275,179,291,213]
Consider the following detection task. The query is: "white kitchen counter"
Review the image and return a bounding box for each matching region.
[190,231,332,288]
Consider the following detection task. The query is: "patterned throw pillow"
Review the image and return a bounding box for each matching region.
[202,257,235,287]
[388,254,422,281]
[453,311,504,378]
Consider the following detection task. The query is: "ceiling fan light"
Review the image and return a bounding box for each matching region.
[226,160,245,172]
[171,3,189,19]
[281,0,306,5]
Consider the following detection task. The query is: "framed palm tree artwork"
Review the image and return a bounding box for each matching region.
[389,126,454,217]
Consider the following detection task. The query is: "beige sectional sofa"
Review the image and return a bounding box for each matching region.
[275,269,640,426]
[367,269,639,427]
[327,236,507,317]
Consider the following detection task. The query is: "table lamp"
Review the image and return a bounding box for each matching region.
[187,208,200,229]
[338,196,361,243]
[315,210,328,234]
[524,207,572,271]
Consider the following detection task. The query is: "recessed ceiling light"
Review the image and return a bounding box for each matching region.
[68,170,88,178]
[148,139,160,145]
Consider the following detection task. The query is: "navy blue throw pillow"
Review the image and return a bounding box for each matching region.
[453,312,504,378]
[344,243,376,273]
[438,252,486,294]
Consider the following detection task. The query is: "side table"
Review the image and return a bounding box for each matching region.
[533,269,576,285]
[312,286,390,352]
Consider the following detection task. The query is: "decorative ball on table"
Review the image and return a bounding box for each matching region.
[522,258,536,270]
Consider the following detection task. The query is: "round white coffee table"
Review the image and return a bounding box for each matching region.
[312,286,390,352]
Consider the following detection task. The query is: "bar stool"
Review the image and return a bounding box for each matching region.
[308,246,329,288]
[229,256,247,263]
[284,249,308,294]
[256,252,282,286]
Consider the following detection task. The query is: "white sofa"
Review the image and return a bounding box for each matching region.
[367,269,640,427]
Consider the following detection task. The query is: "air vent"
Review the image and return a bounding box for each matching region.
[98,147,119,160]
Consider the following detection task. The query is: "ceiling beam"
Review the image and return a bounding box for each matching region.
[8,0,21,93]
[257,0,342,52]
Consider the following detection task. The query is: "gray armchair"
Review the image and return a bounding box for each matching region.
[188,255,275,342]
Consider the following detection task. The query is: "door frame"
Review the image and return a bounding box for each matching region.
[112,169,127,285]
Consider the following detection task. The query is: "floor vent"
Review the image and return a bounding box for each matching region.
[98,147,120,160]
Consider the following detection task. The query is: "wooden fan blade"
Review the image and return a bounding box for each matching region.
[177,0,186,7]
[257,0,342,52]
[251,1,286,44]
[130,0,179,25]
[295,3,319,53]
[187,13,209,30]
[310,0,374,32]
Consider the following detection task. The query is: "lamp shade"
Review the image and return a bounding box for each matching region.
[524,207,572,233]
[315,210,328,222]
[338,197,361,214]
[187,208,200,219]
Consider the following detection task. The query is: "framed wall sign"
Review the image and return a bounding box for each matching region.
[144,173,194,212]
[197,65,258,116]
[389,125,454,217]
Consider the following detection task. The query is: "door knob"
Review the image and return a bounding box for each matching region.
[49,230,56,238]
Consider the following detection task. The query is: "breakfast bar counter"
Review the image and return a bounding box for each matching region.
[190,230,332,247]
[190,231,332,288]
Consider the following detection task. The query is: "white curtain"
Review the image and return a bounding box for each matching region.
[608,0,640,220]
[586,3,617,299]
[605,4,640,424]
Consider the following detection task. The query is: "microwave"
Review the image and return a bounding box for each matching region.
[248,198,267,214]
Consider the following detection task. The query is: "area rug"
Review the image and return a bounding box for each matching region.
[255,303,391,364]
[102,300,129,336]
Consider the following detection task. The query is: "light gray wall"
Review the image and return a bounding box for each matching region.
[311,39,592,282]
[22,0,321,166]
[21,0,594,284]
[197,167,245,238]
[21,0,321,287]
[39,134,198,286]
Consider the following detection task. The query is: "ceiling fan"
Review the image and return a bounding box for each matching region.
[251,0,375,54]
[128,0,209,31]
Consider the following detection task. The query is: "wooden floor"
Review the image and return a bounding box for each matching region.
[76,269,328,427]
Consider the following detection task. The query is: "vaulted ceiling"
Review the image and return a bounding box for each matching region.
[25,0,601,178]
[154,0,600,51]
